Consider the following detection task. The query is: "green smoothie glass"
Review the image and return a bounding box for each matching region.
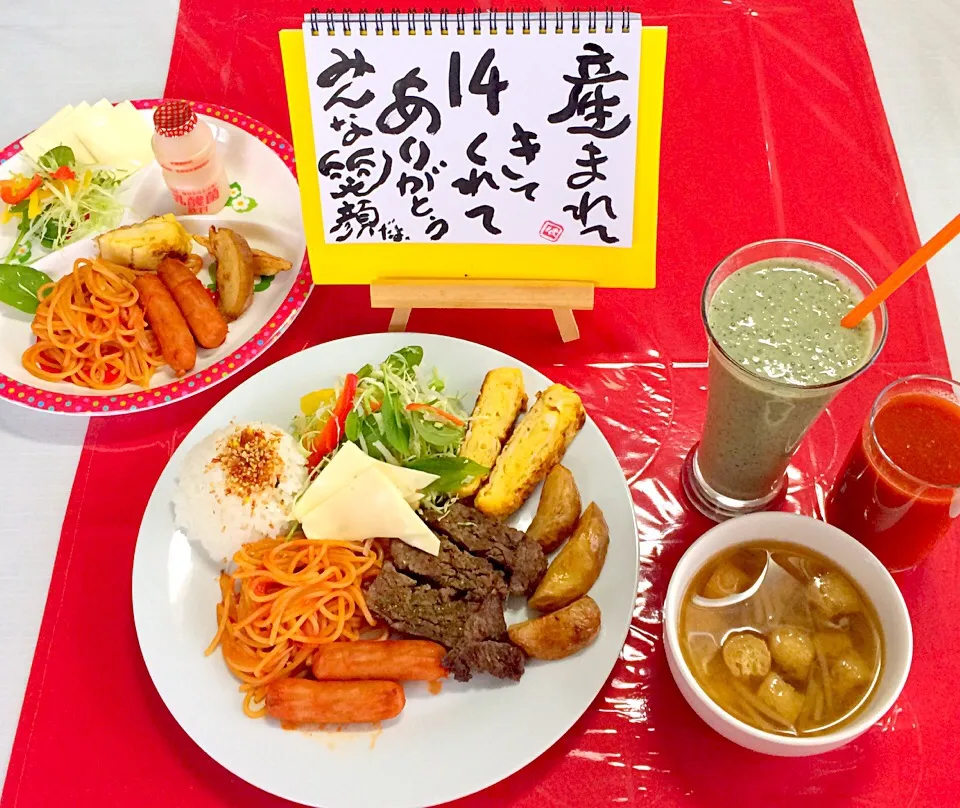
[681,240,888,521]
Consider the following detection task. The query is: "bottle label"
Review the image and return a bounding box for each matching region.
[158,158,211,174]
[172,183,223,214]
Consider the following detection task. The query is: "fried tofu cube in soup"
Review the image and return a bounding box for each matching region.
[831,649,872,699]
[813,630,853,660]
[807,571,861,620]
[722,632,771,679]
[757,672,805,725]
[769,626,815,681]
[703,561,753,599]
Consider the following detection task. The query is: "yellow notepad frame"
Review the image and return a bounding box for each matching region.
[280,26,666,288]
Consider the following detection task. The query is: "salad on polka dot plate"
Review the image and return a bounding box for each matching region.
[0,100,310,415]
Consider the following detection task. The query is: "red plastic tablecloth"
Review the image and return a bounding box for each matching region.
[3,2,956,807]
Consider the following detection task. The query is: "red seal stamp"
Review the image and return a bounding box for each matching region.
[539,221,564,242]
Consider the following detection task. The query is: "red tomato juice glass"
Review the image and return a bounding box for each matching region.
[826,375,960,571]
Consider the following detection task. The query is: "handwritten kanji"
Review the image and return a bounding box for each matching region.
[548,43,631,139]
[330,199,380,241]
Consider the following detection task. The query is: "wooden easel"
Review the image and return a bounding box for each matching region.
[370,279,595,343]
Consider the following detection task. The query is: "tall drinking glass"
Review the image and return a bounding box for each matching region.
[681,240,888,521]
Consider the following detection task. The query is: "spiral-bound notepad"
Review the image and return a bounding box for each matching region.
[280,12,666,287]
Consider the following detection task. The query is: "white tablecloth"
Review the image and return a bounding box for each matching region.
[0,0,958,789]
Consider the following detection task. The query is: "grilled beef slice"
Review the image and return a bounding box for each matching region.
[367,563,505,649]
[424,503,547,596]
[443,641,525,682]
[462,587,508,642]
[389,537,508,600]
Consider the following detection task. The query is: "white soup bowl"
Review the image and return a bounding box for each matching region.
[662,512,912,756]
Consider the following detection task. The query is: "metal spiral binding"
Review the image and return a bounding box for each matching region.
[310,9,632,36]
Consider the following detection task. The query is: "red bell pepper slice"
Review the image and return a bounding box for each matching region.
[50,165,76,181]
[0,174,43,205]
[405,402,465,427]
[308,373,359,468]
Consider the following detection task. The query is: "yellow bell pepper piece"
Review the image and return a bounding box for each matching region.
[300,388,336,416]
[27,190,43,219]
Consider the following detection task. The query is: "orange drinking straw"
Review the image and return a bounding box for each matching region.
[842,212,960,329]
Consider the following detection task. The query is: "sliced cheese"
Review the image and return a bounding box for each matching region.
[75,99,153,172]
[300,466,441,555]
[18,100,153,173]
[19,104,74,158]
[21,101,97,164]
[293,442,437,521]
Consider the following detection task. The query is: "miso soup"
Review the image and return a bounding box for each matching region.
[679,542,883,737]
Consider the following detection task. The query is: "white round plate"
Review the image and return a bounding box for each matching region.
[132,332,640,808]
[0,99,310,415]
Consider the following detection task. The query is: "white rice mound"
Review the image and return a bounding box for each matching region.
[173,421,308,563]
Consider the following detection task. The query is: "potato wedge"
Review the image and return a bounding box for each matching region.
[474,384,585,518]
[527,465,581,553]
[528,503,609,612]
[209,227,255,321]
[251,249,294,276]
[457,367,527,497]
[508,596,601,660]
[193,234,293,276]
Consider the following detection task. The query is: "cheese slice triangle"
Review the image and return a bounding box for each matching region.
[300,466,441,555]
[292,442,437,521]
[22,102,97,164]
[75,100,153,172]
[19,104,74,158]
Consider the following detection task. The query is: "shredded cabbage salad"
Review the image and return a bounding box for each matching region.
[293,346,488,502]
[1,145,126,263]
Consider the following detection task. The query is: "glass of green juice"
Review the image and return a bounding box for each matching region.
[681,240,888,521]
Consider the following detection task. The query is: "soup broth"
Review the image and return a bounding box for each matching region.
[679,541,883,737]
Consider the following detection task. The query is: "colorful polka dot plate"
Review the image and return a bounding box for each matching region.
[0,99,310,415]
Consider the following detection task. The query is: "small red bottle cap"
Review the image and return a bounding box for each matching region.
[153,100,198,137]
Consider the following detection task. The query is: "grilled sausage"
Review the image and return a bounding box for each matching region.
[265,679,405,725]
[134,275,196,374]
[157,258,228,348]
[311,640,447,682]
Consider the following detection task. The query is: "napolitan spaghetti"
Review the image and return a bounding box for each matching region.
[206,537,386,718]
[22,257,166,389]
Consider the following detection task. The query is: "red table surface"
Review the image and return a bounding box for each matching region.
[3,2,956,807]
